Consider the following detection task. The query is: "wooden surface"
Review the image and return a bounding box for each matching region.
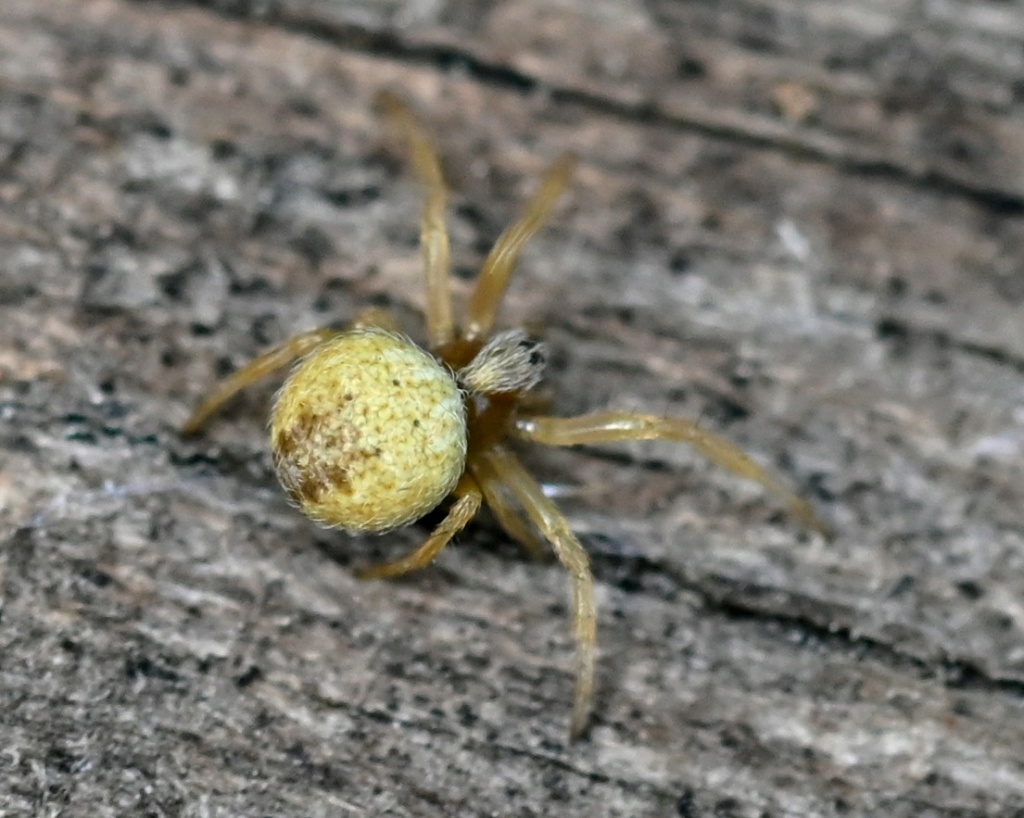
[3,1,1024,815]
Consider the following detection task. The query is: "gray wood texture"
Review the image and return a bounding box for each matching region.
[2,1,1024,815]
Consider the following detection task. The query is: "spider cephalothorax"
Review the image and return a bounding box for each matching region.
[183,91,828,739]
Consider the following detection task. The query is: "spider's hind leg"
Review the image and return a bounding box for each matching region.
[182,327,339,435]
[181,308,402,435]
[356,476,483,580]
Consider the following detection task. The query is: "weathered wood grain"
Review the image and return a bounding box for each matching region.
[2,1,1023,815]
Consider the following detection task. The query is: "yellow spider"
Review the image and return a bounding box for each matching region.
[183,92,828,739]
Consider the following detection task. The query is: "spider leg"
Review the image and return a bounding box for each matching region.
[469,459,550,560]
[464,154,576,342]
[181,327,338,435]
[356,475,482,579]
[182,308,402,435]
[473,445,596,740]
[376,90,454,347]
[514,412,832,537]
[349,306,402,332]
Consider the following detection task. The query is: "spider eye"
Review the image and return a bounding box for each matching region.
[519,337,546,368]
[457,329,547,395]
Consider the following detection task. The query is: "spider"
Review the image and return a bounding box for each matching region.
[182,91,829,739]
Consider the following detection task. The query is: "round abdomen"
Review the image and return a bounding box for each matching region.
[270,328,467,532]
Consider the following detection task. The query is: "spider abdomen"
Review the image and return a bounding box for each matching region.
[270,328,467,532]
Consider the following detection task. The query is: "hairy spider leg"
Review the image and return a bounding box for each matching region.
[181,327,339,435]
[355,475,483,579]
[472,465,550,560]
[181,309,402,435]
[349,306,402,333]
[514,412,832,537]
[472,445,596,739]
[464,154,577,342]
[376,90,454,347]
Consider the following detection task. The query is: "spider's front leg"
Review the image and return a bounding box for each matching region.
[514,411,831,536]
[376,90,454,347]
[464,153,576,342]
[377,91,575,347]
